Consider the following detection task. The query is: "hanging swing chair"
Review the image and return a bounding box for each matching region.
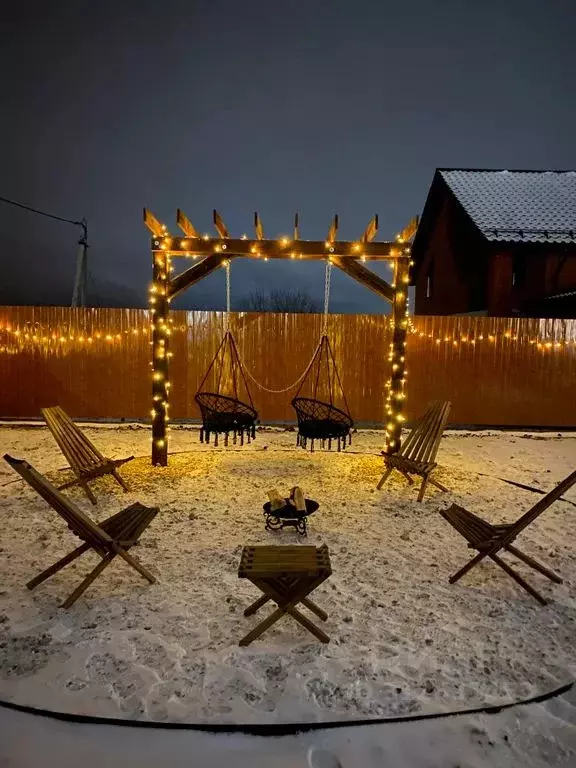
[291,334,354,452]
[290,260,353,451]
[195,261,257,446]
[195,330,258,447]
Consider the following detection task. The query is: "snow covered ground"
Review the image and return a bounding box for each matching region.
[0,423,575,763]
[1,691,575,768]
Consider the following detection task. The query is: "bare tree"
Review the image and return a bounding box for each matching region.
[239,289,320,313]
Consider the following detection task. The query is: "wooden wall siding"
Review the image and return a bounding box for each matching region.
[1,307,575,427]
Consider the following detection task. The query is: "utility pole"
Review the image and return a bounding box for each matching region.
[0,196,89,307]
[72,218,89,307]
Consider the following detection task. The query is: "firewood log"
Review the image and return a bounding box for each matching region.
[267,488,285,511]
[290,486,306,512]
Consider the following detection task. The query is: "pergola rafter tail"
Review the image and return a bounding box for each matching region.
[144,207,412,466]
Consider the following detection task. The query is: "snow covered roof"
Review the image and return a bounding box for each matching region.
[439,169,576,244]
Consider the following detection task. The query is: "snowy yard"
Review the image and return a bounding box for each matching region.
[0,423,575,737]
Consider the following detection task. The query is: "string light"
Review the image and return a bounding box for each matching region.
[1,318,573,358]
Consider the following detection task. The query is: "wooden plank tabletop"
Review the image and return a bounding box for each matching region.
[238,545,331,578]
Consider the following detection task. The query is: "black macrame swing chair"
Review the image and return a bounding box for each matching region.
[291,334,353,452]
[195,261,258,446]
[290,258,353,451]
[194,330,258,446]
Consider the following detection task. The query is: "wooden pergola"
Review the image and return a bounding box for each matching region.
[144,208,415,466]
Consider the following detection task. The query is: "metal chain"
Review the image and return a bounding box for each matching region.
[323,258,332,335]
[224,260,231,332]
[234,336,323,393]
[226,257,331,394]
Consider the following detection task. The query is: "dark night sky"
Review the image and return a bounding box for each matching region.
[1,0,575,311]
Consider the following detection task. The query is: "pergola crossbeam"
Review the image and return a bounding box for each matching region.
[330,256,395,304]
[150,236,404,261]
[167,254,227,300]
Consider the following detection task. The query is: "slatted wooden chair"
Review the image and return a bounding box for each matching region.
[377,401,451,502]
[41,406,133,504]
[4,454,158,608]
[440,469,576,605]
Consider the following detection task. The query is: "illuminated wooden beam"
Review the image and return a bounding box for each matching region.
[143,208,166,237]
[327,214,339,243]
[293,212,300,240]
[167,253,228,300]
[331,256,395,303]
[361,214,379,243]
[177,209,201,238]
[254,212,264,240]
[396,215,419,243]
[213,209,230,238]
[150,235,406,261]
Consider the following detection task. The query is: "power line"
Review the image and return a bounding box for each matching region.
[0,194,89,307]
[0,194,83,228]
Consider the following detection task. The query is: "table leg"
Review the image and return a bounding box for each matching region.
[287,606,330,643]
[301,597,328,621]
[244,594,270,616]
[239,606,287,647]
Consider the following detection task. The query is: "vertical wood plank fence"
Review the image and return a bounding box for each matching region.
[0,306,575,427]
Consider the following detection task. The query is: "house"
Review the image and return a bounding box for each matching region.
[410,169,576,317]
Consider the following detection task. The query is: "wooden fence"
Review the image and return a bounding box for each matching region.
[1,306,575,427]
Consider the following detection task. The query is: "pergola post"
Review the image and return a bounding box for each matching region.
[386,256,410,453]
[150,248,170,466]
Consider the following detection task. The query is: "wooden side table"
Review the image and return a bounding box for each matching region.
[237,544,332,646]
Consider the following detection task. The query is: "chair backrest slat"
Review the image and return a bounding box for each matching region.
[3,454,112,551]
[42,407,105,471]
[399,401,451,464]
[418,401,451,464]
[504,469,576,542]
[399,403,436,457]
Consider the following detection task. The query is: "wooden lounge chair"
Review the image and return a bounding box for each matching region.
[377,401,451,502]
[4,454,158,608]
[440,469,576,605]
[41,405,133,504]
